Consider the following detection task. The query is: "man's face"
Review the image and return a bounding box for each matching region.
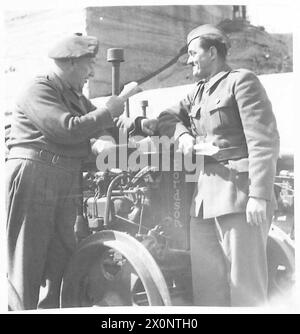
[187,38,212,80]
[72,56,96,90]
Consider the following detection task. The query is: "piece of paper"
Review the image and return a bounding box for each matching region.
[193,142,220,156]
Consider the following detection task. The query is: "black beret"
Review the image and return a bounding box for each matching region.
[48,33,99,59]
[187,24,230,49]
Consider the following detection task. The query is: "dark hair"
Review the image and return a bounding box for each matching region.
[199,37,228,60]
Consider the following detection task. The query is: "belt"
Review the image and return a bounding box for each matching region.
[7,146,82,171]
[204,145,248,164]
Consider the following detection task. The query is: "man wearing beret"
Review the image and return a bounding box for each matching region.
[6,33,132,310]
[158,24,280,306]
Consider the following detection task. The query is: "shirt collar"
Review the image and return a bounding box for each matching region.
[196,78,207,86]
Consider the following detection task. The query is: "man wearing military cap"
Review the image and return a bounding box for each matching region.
[6,33,128,310]
[158,24,279,306]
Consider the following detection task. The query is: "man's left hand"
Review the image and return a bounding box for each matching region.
[91,135,116,155]
[246,197,267,226]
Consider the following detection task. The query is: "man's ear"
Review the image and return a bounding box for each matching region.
[209,46,218,60]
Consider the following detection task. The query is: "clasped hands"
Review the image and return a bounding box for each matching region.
[115,115,158,136]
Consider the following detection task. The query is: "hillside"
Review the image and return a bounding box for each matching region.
[138,19,293,91]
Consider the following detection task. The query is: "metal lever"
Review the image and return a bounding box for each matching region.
[140,100,148,117]
[107,48,124,95]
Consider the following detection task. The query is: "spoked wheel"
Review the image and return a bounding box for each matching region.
[60,230,172,308]
[267,224,295,300]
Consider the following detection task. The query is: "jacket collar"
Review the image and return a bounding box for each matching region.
[204,64,232,92]
[196,64,232,92]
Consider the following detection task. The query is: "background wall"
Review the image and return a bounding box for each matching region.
[85,5,232,97]
[4,5,292,105]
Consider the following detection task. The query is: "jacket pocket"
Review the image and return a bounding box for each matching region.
[207,96,238,128]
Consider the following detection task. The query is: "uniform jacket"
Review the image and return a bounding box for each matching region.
[7,72,114,158]
[158,66,280,218]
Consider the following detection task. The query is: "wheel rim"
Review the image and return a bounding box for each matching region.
[60,230,171,307]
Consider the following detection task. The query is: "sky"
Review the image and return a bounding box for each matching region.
[247,4,294,33]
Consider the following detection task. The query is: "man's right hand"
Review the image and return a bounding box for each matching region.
[177,133,195,155]
[114,114,134,131]
[141,119,158,136]
[105,96,124,118]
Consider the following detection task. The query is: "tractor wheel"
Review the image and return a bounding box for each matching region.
[267,224,295,301]
[60,230,172,307]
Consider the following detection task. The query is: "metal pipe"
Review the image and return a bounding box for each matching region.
[104,173,125,227]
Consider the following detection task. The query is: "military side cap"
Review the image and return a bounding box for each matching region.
[187,24,230,48]
[48,33,99,59]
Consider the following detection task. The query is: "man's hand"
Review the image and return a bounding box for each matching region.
[246,197,267,226]
[177,133,195,155]
[141,119,158,136]
[91,135,116,155]
[105,96,124,118]
[114,114,134,131]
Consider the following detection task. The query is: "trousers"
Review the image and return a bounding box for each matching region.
[6,156,80,310]
[190,212,272,306]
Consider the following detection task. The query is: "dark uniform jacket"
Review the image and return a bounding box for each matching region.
[7,72,114,158]
[158,66,280,218]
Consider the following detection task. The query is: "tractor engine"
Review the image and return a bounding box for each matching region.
[80,164,194,305]
[83,166,193,248]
